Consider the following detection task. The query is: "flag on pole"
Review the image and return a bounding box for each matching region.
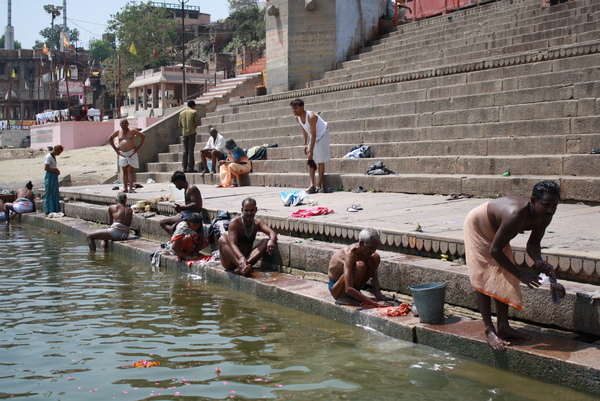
[62,32,75,52]
[129,42,137,55]
[11,69,16,78]
[153,49,159,58]
[42,43,51,55]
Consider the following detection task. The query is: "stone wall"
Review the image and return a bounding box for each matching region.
[266,0,387,93]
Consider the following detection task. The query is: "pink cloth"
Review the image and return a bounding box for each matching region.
[289,207,334,218]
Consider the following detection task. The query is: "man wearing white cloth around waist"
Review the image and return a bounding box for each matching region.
[109,118,146,193]
[290,98,331,194]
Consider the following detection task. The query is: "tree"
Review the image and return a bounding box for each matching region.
[35,25,79,50]
[107,1,177,72]
[223,0,265,53]
[0,35,22,49]
[89,39,114,63]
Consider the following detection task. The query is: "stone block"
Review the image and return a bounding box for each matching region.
[563,155,600,177]
[500,101,578,122]
[432,107,499,126]
[561,177,600,203]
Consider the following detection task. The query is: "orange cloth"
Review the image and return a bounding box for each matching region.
[219,156,251,187]
[463,202,523,311]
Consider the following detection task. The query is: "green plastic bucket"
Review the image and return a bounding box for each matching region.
[409,282,446,324]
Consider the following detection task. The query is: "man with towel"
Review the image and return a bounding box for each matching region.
[109,119,146,194]
[290,98,331,194]
[463,181,561,351]
[87,192,133,251]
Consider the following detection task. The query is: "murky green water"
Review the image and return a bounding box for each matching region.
[0,225,596,400]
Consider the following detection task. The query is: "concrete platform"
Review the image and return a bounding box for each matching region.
[19,209,600,396]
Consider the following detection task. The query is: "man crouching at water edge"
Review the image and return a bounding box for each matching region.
[463,180,560,351]
[87,192,133,251]
[328,228,393,307]
[219,198,278,276]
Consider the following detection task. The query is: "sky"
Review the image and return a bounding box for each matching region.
[0,0,230,49]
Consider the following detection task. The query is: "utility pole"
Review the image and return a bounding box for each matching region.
[179,0,189,102]
[43,4,63,49]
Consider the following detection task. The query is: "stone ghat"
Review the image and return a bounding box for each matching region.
[19,211,600,396]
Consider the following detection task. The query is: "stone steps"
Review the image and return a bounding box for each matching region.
[136,0,600,202]
[312,0,600,86]
[158,133,600,162]
[147,153,600,178]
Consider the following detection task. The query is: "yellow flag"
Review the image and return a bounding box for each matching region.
[129,42,137,55]
[11,69,16,78]
[62,31,75,52]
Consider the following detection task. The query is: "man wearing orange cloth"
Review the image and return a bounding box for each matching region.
[463,181,561,351]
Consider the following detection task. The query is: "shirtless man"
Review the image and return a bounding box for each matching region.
[463,180,560,351]
[87,192,133,251]
[218,197,277,276]
[108,118,146,193]
[328,228,391,307]
[3,181,36,226]
[159,171,203,234]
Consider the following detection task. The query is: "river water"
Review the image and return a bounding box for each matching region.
[0,224,596,400]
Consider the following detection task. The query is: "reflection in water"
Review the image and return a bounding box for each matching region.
[0,225,596,400]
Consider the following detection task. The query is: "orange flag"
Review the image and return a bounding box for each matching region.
[62,32,75,52]
[42,43,51,55]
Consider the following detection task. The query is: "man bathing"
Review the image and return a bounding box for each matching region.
[159,171,203,234]
[328,228,392,307]
[3,181,36,226]
[87,192,133,251]
[463,181,561,351]
[109,118,146,193]
[218,197,277,276]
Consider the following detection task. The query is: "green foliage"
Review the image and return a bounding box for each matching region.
[224,0,265,52]
[89,39,114,63]
[0,35,22,49]
[107,1,177,72]
[36,25,79,50]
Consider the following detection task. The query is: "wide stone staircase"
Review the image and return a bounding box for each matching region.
[138,0,600,203]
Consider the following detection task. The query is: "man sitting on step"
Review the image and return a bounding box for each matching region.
[218,197,277,276]
[328,228,392,307]
[160,171,203,234]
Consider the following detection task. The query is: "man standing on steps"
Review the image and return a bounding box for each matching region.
[109,119,146,193]
[463,181,561,351]
[290,98,331,194]
[179,100,200,173]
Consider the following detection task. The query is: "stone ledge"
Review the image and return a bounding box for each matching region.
[51,186,600,284]
[20,207,600,337]
[18,212,600,396]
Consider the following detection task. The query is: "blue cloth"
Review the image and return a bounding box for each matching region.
[232,147,246,160]
[44,171,60,213]
[279,190,307,207]
[328,279,336,292]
